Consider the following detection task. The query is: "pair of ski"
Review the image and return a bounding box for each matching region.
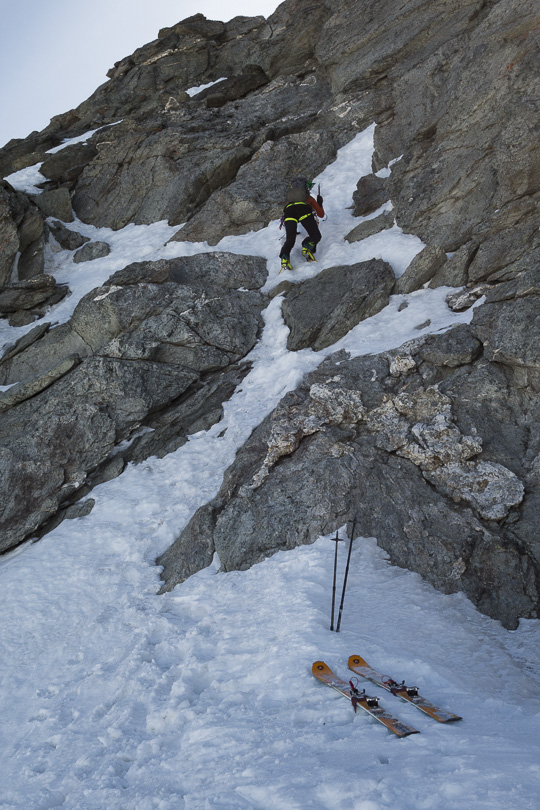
[312,655,462,737]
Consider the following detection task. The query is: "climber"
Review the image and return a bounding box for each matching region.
[279,176,324,271]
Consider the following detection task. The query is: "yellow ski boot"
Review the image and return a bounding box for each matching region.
[279,256,293,273]
[302,243,317,262]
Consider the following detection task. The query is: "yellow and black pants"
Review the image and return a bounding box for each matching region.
[279,202,321,259]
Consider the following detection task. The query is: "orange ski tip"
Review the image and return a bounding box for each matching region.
[348,655,369,668]
[312,660,329,674]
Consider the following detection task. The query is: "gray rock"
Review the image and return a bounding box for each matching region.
[483,236,540,286]
[17,207,44,251]
[472,297,540,371]
[39,143,98,186]
[32,188,73,222]
[380,0,540,252]
[66,280,264,363]
[484,259,540,304]
[17,234,46,280]
[92,456,126,486]
[123,364,248,464]
[157,504,218,592]
[423,460,524,521]
[195,64,269,107]
[63,498,96,520]
[429,242,477,289]
[68,282,172,352]
[268,280,293,300]
[0,129,60,179]
[72,123,253,231]
[468,218,538,284]
[156,13,226,44]
[352,174,388,217]
[0,354,81,413]
[106,260,171,286]
[73,241,111,263]
[69,356,200,437]
[345,209,394,243]
[0,394,117,554]
[439,360,537,482]
[0,274,59,314]
[49,220,90,251]
[446,284,491,313]
[0,322,51,365]
[101,287,264,371]
[394,245,447,295]
[6,311,35,327]
[0,185,22,285]
[0,354,198,552]
[167,252,268,290]
[282,259,395,351]
[15,204,48,284]
[0,323,88,386]
[415,324,482,368]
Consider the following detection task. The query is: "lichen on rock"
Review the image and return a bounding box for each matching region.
[423,460,525,521]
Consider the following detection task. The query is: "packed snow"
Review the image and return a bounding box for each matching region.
[186,79,228,97]
[44,125,118,155]
[1,127,539,810]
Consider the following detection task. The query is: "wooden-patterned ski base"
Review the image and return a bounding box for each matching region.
[348,655,462,723]
[312,661,419,737]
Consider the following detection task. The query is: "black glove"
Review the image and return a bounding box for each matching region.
[317,194,323,206]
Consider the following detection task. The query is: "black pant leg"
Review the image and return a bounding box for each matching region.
[280,219,298,258]
[301,215,322,250]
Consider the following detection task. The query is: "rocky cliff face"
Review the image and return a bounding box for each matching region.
[0,0,538,628]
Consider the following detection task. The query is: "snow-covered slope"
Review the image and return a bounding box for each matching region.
[2,527,540,809]
[1,130,539,810]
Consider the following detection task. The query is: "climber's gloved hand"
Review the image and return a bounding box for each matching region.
[317,194,323,206]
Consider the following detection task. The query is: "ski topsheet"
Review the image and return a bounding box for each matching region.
[312,661,419,737]
[348,655,462,723]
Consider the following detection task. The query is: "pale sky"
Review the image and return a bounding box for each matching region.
[0,0,282,148]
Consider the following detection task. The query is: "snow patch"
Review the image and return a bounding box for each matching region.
[186,78,228,97]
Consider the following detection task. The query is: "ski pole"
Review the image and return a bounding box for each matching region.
[336,518,356,633]
[330,530,343,631]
